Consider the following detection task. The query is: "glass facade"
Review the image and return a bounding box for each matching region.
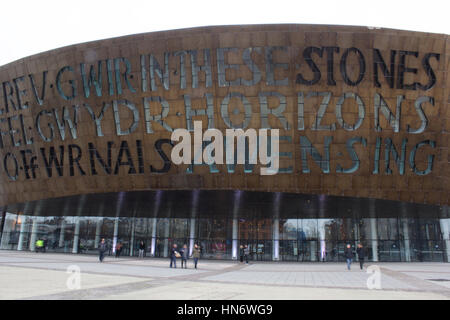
[1,190,449,262]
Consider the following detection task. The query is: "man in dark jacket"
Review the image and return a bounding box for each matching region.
[180,244,188,269]
[344,244,354,270]
[239,245,244,263]
[99,238,107,262]
[356,243,365,270]
[170,244,178,268]
[138,241,145,258]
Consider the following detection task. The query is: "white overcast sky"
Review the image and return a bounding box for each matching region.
[1,0,448,66]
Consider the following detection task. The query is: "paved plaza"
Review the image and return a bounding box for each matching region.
[0,251,449,300]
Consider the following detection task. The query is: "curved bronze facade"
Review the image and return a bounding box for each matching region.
[0,24,448,209]
[0,25,449,262]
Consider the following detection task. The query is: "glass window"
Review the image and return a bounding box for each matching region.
[156,218,170,239]
[300,219,318,240]
[118,218,131,239]
[417,219,442,240]
[77,217,101,253]
[335,218,358,241]
[0,213,19,250]
[39,216,61,252]
[170,218,189,239]
[378,218,399,240]
[134,218,153,238]
[360,219,375,241]
[52,217,68,252]
[257,219,272,240]
[322,219,338,241]
[198,218,228,240]
[280,219,298,240]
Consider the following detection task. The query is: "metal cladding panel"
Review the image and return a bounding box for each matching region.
[0,24,447,210]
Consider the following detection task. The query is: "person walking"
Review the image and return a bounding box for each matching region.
[244,245,250,264]
[43,238,48,253]
[170,244,179,268]
[192,244,200,269]
[180,244,188,269]
[35,238,44,253]
[239,245,244,263]
[107,239,112,256]
[357,243,365,270]
[344,244,354,270]
[115,242,123,258]
[98,238,107,262]
[138,240,145,258]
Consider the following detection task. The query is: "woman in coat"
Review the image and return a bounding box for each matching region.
[192,244,201,269]
[356,243,365,270]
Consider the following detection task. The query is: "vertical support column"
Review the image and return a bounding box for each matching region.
[17,216,28,251]
[130,218,135,257]
[72,218,80,254]
[58,201,70,251]
[94,202,104,249]
[151,190,163,257]
[319,220,327,262]
[273,218,280,261]
[29,217,38,252]
[94,218,102,248]
[189,190,199,257]
[0,210,6,247]
[0,210,6,248]
[310,241,317,261]
[370,218,378,262]
[189,218,196,257]
[112,218,119,253]
[272,192,281,261]
[0,213,13,249]
[402,219,411,262]
[72,195,86,254]
[232,191,242,261]
[232,218,238,260]
[163,219,169,258]
[150,218,157,256]
[354,220,360,254]
[59,219,66,249]
[440,216,450,263]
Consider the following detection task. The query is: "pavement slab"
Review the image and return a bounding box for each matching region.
[0,250,448,300]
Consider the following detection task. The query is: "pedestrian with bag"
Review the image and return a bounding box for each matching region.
[170,244,179,268]
[344,244,354,270]
[180,244,188,269]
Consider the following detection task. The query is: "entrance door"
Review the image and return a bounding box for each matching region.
[280,240,298,261]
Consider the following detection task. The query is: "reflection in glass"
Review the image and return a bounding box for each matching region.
[0,200,448,262]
